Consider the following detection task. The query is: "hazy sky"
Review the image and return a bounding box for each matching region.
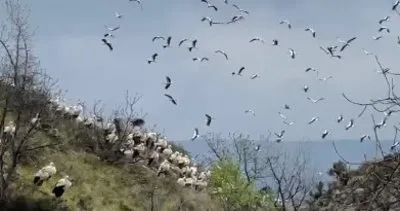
[1,0,399,142]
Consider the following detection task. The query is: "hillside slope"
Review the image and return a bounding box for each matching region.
[7,134,218,211]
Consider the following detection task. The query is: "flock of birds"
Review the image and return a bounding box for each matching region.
[44,96,212,196]
[0,118,72,197]
[98,0,400,152]
[6,0,400,202]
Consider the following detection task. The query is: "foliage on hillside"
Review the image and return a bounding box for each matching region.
[307,155,400,211]
[209,158,276,211]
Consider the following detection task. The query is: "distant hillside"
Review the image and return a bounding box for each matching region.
[308,154,400,210]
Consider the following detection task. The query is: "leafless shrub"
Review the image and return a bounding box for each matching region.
[0,0,57,205]
[203,132,315,210]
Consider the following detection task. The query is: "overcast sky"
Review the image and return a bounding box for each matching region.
[1,0,399,142]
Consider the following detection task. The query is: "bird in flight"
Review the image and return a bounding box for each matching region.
[191,128,200,141]
[188,40,198,52]
[207,3,218,11]
[339,37,357,52]
[320,46,341,59]
[164,76,172,90]
[372,35,383,40]
[322,130,329,139]
[164,94,177,105]
[215,50,228,60]
[147,53,158,64]
[345,119,354,130]
[360,135,371,142]
[274,130,285,138]
[201,17,223,26]
[278,112,287,120]
[250,74,259,79]
[289,48,296,59]
[237,66,245,76]
[378,26,390,33]
[305,67,317,73]
[178,38,190,47]
[307,97,325,103]
[393,0,400,11]
[101,38,113,51]
[104,33,115,38]
[245,109,256,116]
[205,114,213,126]
[391,142,399,151]
[129,0,143,10]
[279,20,291,29]
[305,27,316,38]
[284,104,290,110]
[378,16,390,24]
[115,12,123,19]
[283,121,295,126]
[232,4,249,14]
[163,36,172,48]
[362,48,373,56]
[318,75,333,82]
[152,36,165,42]
[105,25,120,32]
[337,114,343,123]
[308,117,319,125]
[226,15,245,24]
[249,37,265,43]
[192,57,209,62]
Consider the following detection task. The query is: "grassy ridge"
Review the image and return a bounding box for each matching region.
[10,148,218,211]
[2,117,219,211]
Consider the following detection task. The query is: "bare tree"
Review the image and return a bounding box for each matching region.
[203,132,315,211]
[319,47,400,210]
[0,0,55,205]
[267,149,314,211]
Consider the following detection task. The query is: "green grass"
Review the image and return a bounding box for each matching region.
[10,148,219,211]
[0,86,221,210]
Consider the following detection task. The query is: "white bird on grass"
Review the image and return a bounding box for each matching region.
[52,175,72,198]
